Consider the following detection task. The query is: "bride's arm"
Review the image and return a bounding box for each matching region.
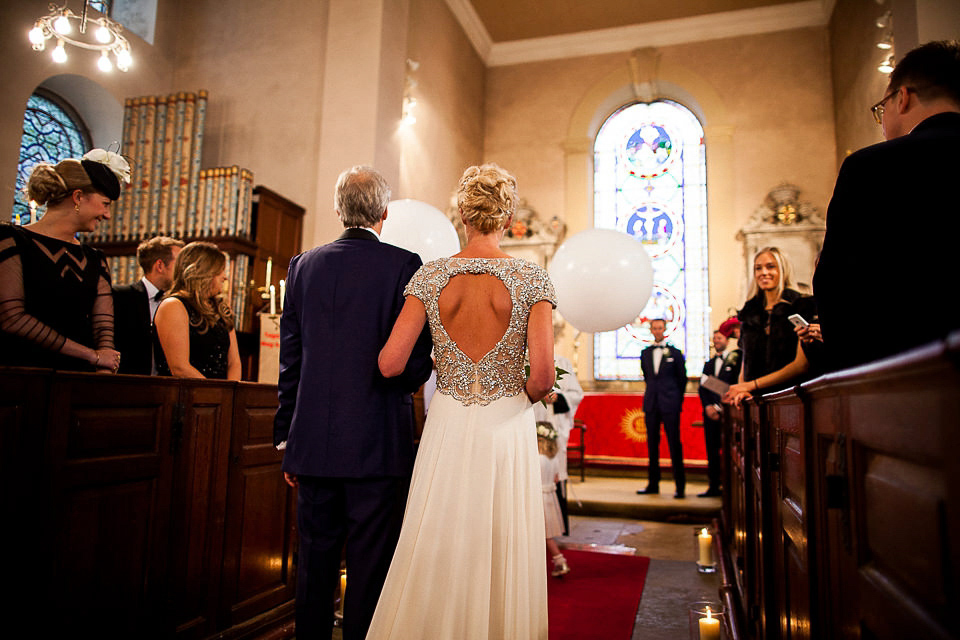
[379,296,427,378]
[525,300,555,403]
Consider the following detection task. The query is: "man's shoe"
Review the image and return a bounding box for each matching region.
[636,486,660,495]
[673,492,685,499]
[697,488,722,498]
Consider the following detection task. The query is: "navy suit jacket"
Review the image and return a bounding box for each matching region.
[274,228,433,478]
[814,112,960,371]
[640,344,687,414]
[112,280,153,375]
[698,349,742,410]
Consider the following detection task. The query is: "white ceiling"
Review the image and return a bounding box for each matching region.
[444,0,835,65]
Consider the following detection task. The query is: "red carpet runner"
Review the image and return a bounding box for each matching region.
[547,549,651,640]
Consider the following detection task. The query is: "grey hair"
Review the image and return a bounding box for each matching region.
[335,166,391,228]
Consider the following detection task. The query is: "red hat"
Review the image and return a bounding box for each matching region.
[718,317,741,338]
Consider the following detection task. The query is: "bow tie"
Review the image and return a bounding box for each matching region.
[153,290,164,302]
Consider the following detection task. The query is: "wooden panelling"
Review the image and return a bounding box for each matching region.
[0,370,295,638]
[720,333,960,640]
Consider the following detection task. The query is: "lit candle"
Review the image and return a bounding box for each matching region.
[269,284,276,315]
[698,528,713,566]
[265,257,273,288]
[279,279,286,312]
[339,570,347,615]
[699,606,720,640]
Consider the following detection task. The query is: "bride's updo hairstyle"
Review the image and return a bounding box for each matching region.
[457,163,518,234]
[26,159,95,208]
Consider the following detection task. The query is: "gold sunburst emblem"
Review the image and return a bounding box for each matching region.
[620,408,647,443]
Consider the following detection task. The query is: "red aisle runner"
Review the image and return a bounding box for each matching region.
[573,393,707,467]
[547,549,651,640]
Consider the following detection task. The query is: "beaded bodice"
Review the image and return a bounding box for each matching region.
[404,257,556,406]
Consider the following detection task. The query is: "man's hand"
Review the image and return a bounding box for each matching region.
[283,472,298,488]
[705,405,721,421]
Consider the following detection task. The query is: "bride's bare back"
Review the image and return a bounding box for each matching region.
[437,273,511,363]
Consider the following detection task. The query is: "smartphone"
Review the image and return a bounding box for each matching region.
[788,313,809,329]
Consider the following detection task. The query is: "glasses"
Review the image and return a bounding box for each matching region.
[870,91,897,125]
[870,87,918,125]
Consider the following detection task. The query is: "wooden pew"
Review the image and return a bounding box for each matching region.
[0,369,295,639]
[717,332,960,639]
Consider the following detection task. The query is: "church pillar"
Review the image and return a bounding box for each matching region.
[310,0,410,246]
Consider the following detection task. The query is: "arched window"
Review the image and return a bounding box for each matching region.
[13,90,91,224]
[593,100,709,379]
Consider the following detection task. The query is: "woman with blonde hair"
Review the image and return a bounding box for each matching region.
[368,164,555,639]
[0,150,128,372]
[153,241,241,380]
[735,246,818,387]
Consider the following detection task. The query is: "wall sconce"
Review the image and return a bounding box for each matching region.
[402,58,419,126]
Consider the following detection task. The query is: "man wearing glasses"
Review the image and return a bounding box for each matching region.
[813,40,960,372]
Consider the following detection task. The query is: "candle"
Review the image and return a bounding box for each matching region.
[269,284,276,315]
[339,570,347,615]
[698,528,713,566]
[699,606,720,640]
[279,279,286,312]
[265,257,273,288]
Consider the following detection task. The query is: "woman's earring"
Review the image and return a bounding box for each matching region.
[75,201,81,213]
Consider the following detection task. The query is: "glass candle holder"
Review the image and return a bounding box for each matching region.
[334,568,346,625]
[693,526,717,573]
[688,601,726,640]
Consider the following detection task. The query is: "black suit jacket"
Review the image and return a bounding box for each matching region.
[640,344,687,414]
[814,112,960,371]
[274,228,433,478]
[699,349,742,410]
[112,280,153,375]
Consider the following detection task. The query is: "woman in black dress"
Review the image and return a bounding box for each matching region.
[0,150,128,372]
[153,241,241,380]
[735,246,818,387]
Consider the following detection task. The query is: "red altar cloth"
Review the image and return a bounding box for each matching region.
[573,392,707,468]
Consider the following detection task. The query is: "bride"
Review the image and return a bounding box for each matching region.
[366,164,556,639]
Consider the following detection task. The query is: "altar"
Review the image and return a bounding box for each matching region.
[573,392,708,468]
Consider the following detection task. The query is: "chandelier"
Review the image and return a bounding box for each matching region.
[28,1,133,72]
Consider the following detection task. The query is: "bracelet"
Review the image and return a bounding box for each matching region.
[95,351,100,366]
[754,379,759,390]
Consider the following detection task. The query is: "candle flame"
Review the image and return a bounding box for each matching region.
[700,527,709,537]
[706,606,712,619]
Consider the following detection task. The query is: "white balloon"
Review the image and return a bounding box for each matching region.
[548,229,654,333]
[381,199,461,264]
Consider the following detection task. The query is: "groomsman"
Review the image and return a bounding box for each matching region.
[274,166,432,640]
[112,236,182,375]
[697,320,741,497]
[637,318,688,499]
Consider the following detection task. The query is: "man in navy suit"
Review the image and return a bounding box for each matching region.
[274,166,433,640]
[637,318,688,498]
[112,236,182,375]
[697,320,742,497]
[814,40,960,371]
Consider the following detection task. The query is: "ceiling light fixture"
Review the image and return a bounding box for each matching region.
[28,1,133,72]
[878,55,895,74]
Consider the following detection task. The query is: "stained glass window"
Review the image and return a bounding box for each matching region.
[593,100,709,379]
[89,1,112,16]
[12,92,91,224]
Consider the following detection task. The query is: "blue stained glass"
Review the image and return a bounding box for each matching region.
[88,1,112,16]
[12,93,90,224]
[593,100,709,379]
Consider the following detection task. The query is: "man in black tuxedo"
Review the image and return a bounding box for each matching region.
[112,236,182,375]
[637,318,688,498]
[814,40,960,372]
[274,166,432,640]
[697,320,742,497]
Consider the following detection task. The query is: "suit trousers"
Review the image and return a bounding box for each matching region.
[295,475,409,640]
[644,408,685,493]
[702,416,722,490]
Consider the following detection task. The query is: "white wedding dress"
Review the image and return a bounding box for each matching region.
[366,257,555,640]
